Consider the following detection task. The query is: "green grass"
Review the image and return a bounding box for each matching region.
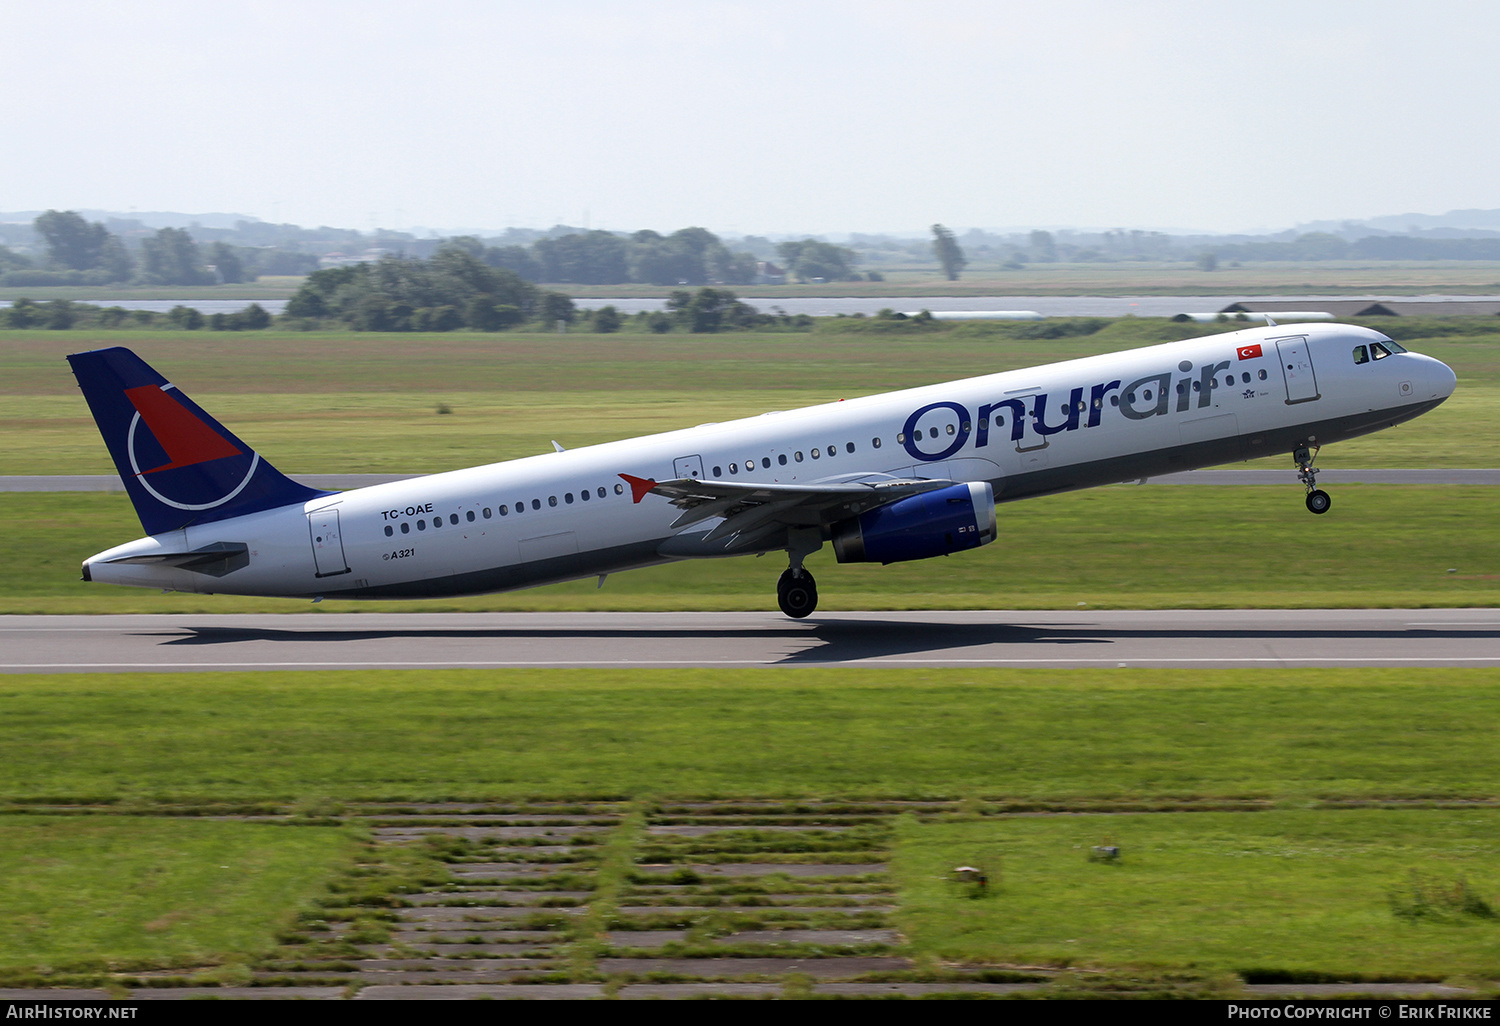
[3,668,1498,803]
[894,810,1500,978]
[0,816,355,973]
[6,485,1494,614]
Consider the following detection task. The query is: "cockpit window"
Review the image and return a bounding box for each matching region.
[1381,338,1407,353]
[1353,345,1369,365]
[1371,342,1392,360]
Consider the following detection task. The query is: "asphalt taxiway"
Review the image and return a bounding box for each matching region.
[2,609,1497,672]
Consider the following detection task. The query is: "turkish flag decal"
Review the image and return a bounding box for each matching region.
[1237,343,1263,361]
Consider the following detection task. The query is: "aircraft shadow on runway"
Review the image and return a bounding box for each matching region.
[143,621,1500,665]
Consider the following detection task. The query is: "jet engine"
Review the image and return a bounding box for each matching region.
[831,481,996,564]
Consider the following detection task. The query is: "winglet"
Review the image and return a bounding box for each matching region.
[618,473,657,504]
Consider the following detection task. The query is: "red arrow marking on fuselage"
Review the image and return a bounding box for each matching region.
[124,385,242,474]
[618,473,658,504]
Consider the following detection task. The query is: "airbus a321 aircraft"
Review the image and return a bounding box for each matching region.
[69,321,1455,618]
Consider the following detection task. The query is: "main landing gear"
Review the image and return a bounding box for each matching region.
[1294,444,1331,515]
[778,567,818,619]
[777,528,822,618]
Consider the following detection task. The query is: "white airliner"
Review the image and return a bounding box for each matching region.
[69,321,1455,617]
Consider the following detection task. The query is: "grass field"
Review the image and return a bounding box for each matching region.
[895,810,1500,978]
[3,667,1496,805]
[2,667,1498,986]
[0,816,354,972]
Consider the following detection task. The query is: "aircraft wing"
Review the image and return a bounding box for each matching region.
[626,474,954,550]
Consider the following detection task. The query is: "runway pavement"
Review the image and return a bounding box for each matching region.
[2,609,1497,672]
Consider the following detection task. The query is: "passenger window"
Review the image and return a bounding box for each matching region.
[713,466,722,476]
[450,513,460,525]
[795,451,804,462]
[1371,342,1392,360]
[565,493,574,504]
[846,442,856,452]
[1258,369,1268,380]
[945,424,955,435]
[384,525,393,537]
[433,517,442,529]
[810,448,820,460]
[762,457,771,469]
[548,496,557,507]
[729,462,739,474]
[499,505,508,516]
[896,433,905,444]
[778,454,787,465]
[598,487,607,498]
[1242,373,1251,384]
[872,437,881,448]
[483,508,492,519]
[928,427,938,439]
[417,520,426,531]
[828,445,836,456]
[532,499,541,510]
[401,522,410,534]
[466,511,475,522]
[580,489,589,501]
[614,483,624,495]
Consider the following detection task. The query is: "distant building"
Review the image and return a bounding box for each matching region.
[755,260,786,285]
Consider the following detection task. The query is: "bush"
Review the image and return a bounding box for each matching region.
[166,305,205,330]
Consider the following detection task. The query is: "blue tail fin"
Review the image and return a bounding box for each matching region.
[67,346,332,535]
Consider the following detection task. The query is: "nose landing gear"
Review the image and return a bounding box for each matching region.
[1294,445,1331,514]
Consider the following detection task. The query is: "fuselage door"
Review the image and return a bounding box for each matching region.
[673,455,705,481]
[308,508,351,578]
[1275,336,1320,404]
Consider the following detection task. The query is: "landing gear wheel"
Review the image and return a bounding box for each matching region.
[777,568,818,619]
[1294,444,1329,515]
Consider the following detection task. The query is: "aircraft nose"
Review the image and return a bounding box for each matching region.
[1405,352,1456,402]
[1433,357,1458,399]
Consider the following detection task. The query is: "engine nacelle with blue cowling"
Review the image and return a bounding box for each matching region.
[831,481,997,564]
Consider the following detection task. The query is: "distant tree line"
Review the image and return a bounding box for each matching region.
[0,210,319,287]
[0,298,272,330]
[436,227,871,286]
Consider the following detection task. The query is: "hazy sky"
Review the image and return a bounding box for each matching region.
[5,0,1498,236]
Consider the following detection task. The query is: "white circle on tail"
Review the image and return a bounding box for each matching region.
[126,384,261,511]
